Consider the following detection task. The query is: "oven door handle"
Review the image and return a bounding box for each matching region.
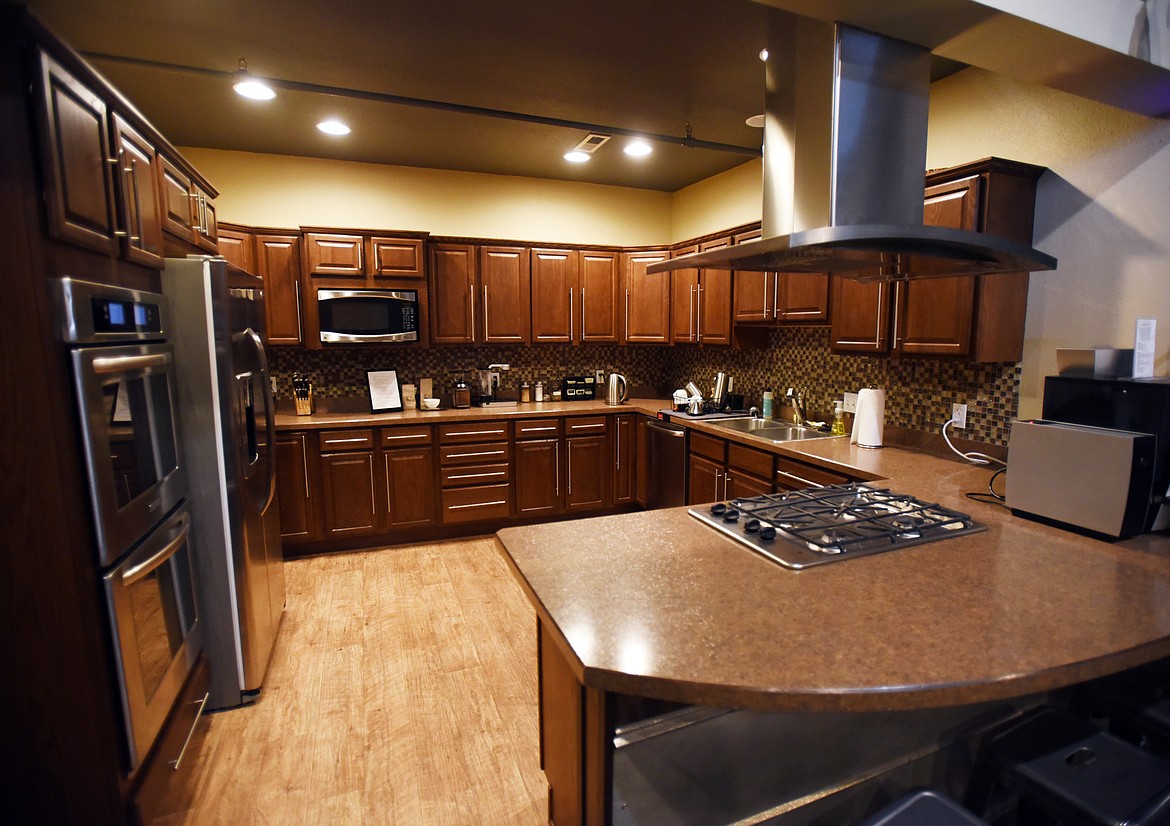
[92,352,169,374]
[122,515,190,586]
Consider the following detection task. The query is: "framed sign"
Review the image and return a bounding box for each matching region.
[366,370,403,413]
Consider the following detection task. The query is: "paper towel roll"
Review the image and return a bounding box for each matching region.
[850,388,886,448]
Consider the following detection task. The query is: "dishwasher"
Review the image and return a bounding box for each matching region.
[645,418,688,508]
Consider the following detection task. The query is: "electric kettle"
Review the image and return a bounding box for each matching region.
[605,372,629,405]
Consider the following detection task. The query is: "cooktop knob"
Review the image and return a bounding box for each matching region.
[759,526,777,541]
[744,518,761,534]
[722,508,740,523]
[710,503,727,516]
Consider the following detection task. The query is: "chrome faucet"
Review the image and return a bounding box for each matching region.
[786,387,807,427]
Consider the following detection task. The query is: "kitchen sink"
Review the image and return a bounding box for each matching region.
[712,417,837,442]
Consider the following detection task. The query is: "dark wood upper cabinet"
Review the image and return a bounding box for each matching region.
[216,225,255,273]
[254,233,304,346]
[369,236,423,278]
[36,52,118,256]
[624,250,670,344]
[304,231,424,282]
[429,243,477,344]
[159,154,194,240]
[697,237,732,345]
[479,245,531,344]
[304,232,364,276]
[670,244,699,343]
[530,248,578,344]
[829,278,890,353]
[110,113,164,268]
[776,274,830,323]
[579,250,620,343]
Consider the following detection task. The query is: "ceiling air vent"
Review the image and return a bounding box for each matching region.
[573,133,611,154]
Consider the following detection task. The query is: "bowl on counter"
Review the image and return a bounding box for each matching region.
[422,398,441,410]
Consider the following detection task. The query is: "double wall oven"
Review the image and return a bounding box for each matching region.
[58,278,204,770]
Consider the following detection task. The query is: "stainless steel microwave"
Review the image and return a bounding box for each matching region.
[317,288,419,343]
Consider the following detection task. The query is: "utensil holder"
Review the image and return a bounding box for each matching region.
[294,384,315,416]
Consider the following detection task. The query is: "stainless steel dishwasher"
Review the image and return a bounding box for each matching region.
[645,419,688,508]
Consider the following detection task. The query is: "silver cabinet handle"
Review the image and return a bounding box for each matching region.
[567,441,572,495]
[772,273,780,319]
[92,352,169,374]
[519,426,557,433]
[482,284,489,340]
[449,499,506,510]
[580,287,585,341]
[382,432,429,441]
[697,284,704,340]
[624,289,629,341]
[468,278,475,340]
[723,471,730,499]
[688,285,696,341]
[323,437,368,445]
[892,281,902,349]
[447,470,506,481]
[555,440,560,496]
[569,288,573,342]
[167,692,209,771]
[446,428,505,437]
[615,419,621,471]
[570,422,605,430]
[875,281,884,349]
[129,158,143,243]
[714,469,722,501]
[384,453,393,513]
[447,449,505,459]
[300,435,310,498]
[775,468,824,488]
[294,281,303,341]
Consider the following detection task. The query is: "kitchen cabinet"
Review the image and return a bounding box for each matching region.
[318,429,380,539]
[479,245,531,344]
[381,427,437,530]
[514,418,563,516]
[438,421,512,524]
[530,249,578,344]
[671,238,732,344]
[773,455,855,491]
[687,431,774,504]
[158,153,217,252]
[669,244,698,343]
[613,414,637,505]
[216,224,255,273]
[732,228,829,324]
[254,233,304,346]
[275,431,320,542]
[580,250,621,342]
[110,113,165,268]
[623,249,671,344]
[303,230,425,281]
[565,416,608,512]
[829,157,1044,361]
[429,242,477,344]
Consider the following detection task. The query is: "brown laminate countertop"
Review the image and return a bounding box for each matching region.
[496,414,1170,712]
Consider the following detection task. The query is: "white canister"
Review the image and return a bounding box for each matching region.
[534,381,544,402]
[850,388,886,448]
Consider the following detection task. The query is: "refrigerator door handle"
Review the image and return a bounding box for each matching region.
[240,327,277,510]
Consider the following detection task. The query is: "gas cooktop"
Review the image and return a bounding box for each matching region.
[689,483,987,569]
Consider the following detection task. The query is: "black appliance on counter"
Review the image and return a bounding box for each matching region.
[563,375,597,400]
[1042,376,1170,532]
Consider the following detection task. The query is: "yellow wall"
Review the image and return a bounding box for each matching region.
[926,67,1170,416]
[670,160,762,241]
[181,148,672,247]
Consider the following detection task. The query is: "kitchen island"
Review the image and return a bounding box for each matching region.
[496,436,1170,824]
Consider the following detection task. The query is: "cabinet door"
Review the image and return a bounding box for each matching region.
[726,469,772,499]
[36,53,118,256]
[670,260,699,343]
[579,250,620,342]
[319,451,379,537]
[698,238,732,345]
[624,250,670,344]
[776,274,830,323]
[895,177,980,356]
[732,229,772,322]
[479,246,531,343]
[193,186,218,252]
[514,439,562,516]
[829,276,891,353]
[565,436,607,512]
[530,249,577,344]
[158,155,195,242]
[369,237,424,279]
[688,454,723,505]
[613,415,636,505]
[111,114,165,268]
[216,228,254,273]
[254,234,304,346]
[384,447,437,529]
[305,232,364,276]
[429,243,477,344]
[275,432,319,542]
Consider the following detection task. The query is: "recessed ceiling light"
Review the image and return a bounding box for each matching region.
[317,119,351,136]
[232,58,275,101]
[759,49,769,61]
[745,114,765,128]
[623,140,653,157]
[563,150,591,163]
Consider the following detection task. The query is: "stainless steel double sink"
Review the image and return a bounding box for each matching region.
[711,416,838,443]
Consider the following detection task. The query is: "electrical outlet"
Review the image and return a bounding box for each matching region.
[270,376,278,396]
[843,392,858,413]
[951,403,967,429]
[595,369,605,385]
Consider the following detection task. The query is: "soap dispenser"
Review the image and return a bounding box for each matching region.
[832,400,846,436]
[762,389,774,420]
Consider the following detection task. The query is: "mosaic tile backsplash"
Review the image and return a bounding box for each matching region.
[270,327,1020,445]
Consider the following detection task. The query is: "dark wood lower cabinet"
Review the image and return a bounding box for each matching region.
[275,432,319,542]
[384,446,437,529]
[319,450,379,538]
[515,438,562,516]
[688,453,723,505]
[613,414,636,505]
[566,435,607,512]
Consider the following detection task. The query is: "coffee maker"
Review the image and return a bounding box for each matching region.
[472,363,511,407]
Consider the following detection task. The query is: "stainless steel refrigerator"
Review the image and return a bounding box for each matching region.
[162,256,286,710]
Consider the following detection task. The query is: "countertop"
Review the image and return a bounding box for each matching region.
[495,416,1170,713]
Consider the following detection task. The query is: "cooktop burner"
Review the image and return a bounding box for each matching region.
[688,483,986,569]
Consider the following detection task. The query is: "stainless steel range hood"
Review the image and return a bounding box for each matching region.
[650,10,1056,282]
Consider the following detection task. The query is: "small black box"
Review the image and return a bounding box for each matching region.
[562,376,596,400]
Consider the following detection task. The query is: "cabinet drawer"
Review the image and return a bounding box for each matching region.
[728,442,774,479]
[441,462,511,488]
[514,418,562,439]
[439,422,510,444]
[441,483,512,524]
[774,456,852,489]
[690,431,726,462]
[319,429,375,450]
[380,425,432,447]
[439,441,510,466]
[565,415,607,435]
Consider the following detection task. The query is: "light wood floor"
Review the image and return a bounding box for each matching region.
[174,537,547,825]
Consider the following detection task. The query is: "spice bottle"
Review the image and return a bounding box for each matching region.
[534,381,544,402]
[520,381,531,403]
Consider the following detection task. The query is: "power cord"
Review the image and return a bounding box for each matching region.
[966,467,1009,510]
[942,418,1007,467]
